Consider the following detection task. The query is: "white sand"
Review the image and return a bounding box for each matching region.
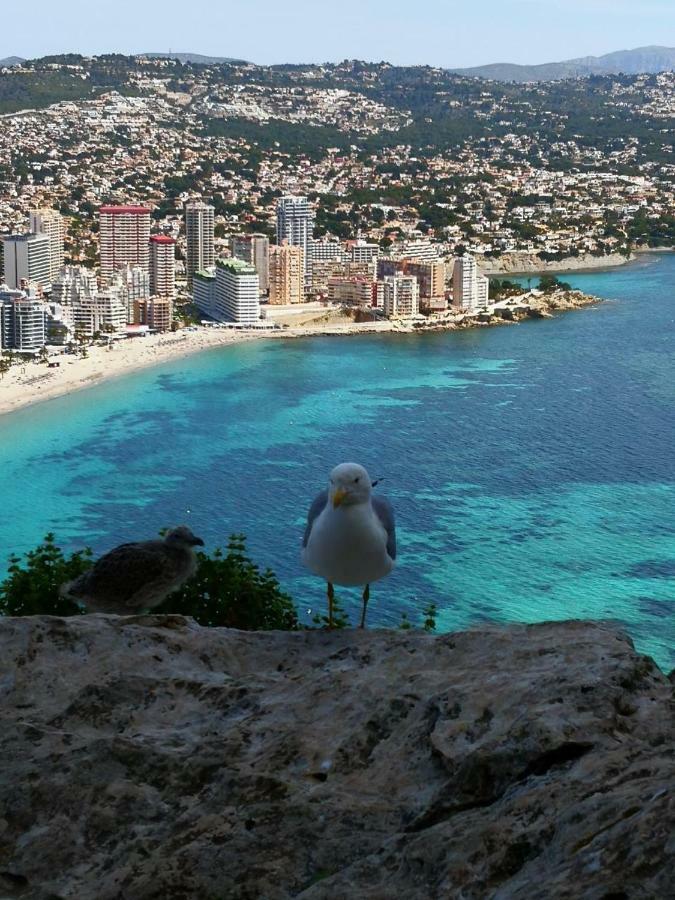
[0,321,395,418]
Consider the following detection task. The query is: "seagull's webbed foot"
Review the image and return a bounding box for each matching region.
[360,584,370,629]
[327,582,335,630]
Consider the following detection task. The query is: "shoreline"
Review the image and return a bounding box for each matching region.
[480,248,672,278]
[0,289,601,419]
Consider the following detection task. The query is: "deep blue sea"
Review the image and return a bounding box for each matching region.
[1,254,674,669]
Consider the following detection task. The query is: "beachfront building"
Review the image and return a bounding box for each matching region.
[1,233,51,290]
[51,266,98,305]
[276,195,314,283]
[133,297,173,332]
[405,261,447,311]
[452,255,489,312]
[213,259,260,324]
[149,235,176,300]
[269,242,303,305]
[71,287,127,337]
[327,276,376,307]
[185,202,215,289]
[99,206,151,284]
[29,209,65,282]
[193,268,217,319]
[232,233,270,294]
[381,274,419,319]
[0,288,48,351]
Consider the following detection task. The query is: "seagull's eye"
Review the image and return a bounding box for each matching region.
[354,477,360,484]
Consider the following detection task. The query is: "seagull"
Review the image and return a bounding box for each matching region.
[302,462,396,628]
[61,526,204,615]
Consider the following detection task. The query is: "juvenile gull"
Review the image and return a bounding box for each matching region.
[61,526,204,615]
[302,462,396,628]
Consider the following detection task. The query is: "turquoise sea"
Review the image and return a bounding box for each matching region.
[1,254,674,669]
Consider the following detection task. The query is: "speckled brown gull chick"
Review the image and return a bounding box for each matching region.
[302,462,396,629]
[61,526,204,615]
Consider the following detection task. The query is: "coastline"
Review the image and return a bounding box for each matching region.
[482,247,673,278]
[0,290,600,419]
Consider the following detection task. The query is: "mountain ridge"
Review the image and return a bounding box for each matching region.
[452,45,675,82]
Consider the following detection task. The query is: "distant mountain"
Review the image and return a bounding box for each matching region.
[0,56,25,67]
[452,46,675,82]
[140,52,247,65]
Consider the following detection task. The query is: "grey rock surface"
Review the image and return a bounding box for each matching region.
[0,616,672,900]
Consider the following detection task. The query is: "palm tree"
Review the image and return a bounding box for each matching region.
[0,357,10,380]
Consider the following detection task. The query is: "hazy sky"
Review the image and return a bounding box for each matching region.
[3,0,674,67]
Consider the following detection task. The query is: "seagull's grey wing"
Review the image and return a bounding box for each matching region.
[76,541,176,605]
[302,490,329,548]
[372,496,396,560]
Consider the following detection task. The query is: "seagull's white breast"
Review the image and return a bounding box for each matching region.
[303,501,394,587]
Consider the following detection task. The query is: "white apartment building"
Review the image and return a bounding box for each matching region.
[2,233,51,289]
[99,206,151,283]
[185,202,215,289]
[51,266,97,305]
[452,255,490,313]
[193,268,217,319]
[311,238,345,263]
[29,208,65,282]
[212,260,260,324]
[382,274,420,319]
[232,233,270,293]
[348,240,380,263]
[149,235,176,299]
[0,289,47,351]
[72,288,127,337]
[276,196,314,282]
[394,239,439,261]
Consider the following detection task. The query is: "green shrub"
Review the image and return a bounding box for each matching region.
[155,534,298,630]
[0,533,91,617]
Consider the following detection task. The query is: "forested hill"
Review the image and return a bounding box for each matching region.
[0,55,673,170]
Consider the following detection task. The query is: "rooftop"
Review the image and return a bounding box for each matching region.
[99,206,152,214]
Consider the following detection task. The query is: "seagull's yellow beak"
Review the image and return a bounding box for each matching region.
[332,488,348,509]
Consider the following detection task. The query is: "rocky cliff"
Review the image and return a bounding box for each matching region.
[0,616,672,900]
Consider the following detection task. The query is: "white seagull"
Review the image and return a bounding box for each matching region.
[302,462,396,628]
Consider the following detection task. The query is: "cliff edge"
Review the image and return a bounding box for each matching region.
[0,616,672,899]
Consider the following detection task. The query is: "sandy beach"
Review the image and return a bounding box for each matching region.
[0,287,604,418]
[0,321,396,418]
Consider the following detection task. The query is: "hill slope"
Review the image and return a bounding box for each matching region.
[141,51,248,65]
[453,45,675,82]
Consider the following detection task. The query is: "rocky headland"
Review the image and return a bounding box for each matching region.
[0,616,672,899]
[481,252,631,277]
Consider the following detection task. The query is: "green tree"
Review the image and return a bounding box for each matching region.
[538,274,571,293]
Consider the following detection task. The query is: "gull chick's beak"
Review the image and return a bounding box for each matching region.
[333,489,348,509]
[192,537,205,547]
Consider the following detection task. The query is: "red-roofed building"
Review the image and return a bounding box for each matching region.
[99,206,152,282]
